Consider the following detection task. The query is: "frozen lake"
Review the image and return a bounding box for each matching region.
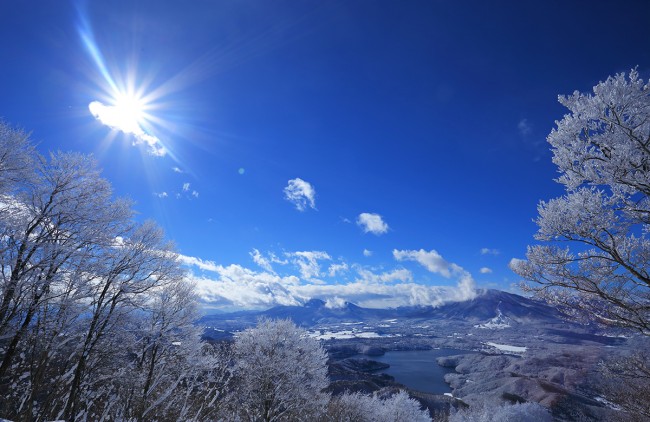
[372,349,469,394]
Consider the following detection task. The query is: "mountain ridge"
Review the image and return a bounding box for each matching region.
[199,289,564,328]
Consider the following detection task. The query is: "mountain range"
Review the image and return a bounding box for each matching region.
[199,289,564,330]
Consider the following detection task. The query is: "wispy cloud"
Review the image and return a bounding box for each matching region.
[356,267,412,284]
[172,166,183,173]
[518,118,532,137]
[154,192,168,198]
[178,254,221,273]
[284,178,316,211]
[517,118,546,161]
[287,250,331,280]
[363,249,373,257]
[88,101,166,156]
[357,212,389,235]
[182,182,190,192]
[251,248,274,273]
[480,248,500,256]
[328,262,349,277]
[191,190,199,198]
[480,267,493,274]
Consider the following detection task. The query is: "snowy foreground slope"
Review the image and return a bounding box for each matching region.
[201,289,643,420]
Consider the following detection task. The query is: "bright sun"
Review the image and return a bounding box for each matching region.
[88,89,166,156]
[89,92,146,136]
[80,11,168,156]
[112,91,146,132]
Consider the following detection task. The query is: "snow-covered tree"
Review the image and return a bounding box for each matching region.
[0,148,138,419]
[598,351,650,421]
[511,69,650,335]
[0,151,132,375]
[449,400,552,422]
[59,220,184,420]
[0,121,34,194]
[0,125,226,422]
[227,318,329,422]
[326,390,431,422]
[104,279,231,422]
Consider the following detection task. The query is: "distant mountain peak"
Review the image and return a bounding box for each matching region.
[304,298,326,308]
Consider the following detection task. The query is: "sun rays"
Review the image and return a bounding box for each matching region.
[78,7,168,157]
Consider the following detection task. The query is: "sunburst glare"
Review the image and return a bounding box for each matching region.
[78,8,168,157]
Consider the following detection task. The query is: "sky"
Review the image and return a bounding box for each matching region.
[1,0,649,311]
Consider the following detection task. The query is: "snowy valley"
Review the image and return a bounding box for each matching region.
[201,289,644,420]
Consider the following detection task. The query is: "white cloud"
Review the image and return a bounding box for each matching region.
[363,249,373,257]
[328,262,349,277]
[508,258,526,271]
[480,267,493,274]
[251,249,274,273]
[269,252,288,265]
[356,268,412,284]
[393,249,451,277]
[191,190,199,198]
[178,254,221,273]
[480,248,500,256]
[183,247,478,310]
[325,297,347,309]
[154,192,168,198]
[172,166,183,173]
[287,250,331,280]
[190,264,478,310]
[295,278,473,309]
[357,213,389,235]
[182,182,190,192]
[518,118,532,136]
[284,178,316,211]
[190,265,301,310]
[392,248,477,302]
[88,101,166,156]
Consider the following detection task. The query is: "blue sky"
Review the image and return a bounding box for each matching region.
[1,1,649,310]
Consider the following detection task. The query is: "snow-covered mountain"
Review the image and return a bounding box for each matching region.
[425,289,563,322]
[199,289,564,330]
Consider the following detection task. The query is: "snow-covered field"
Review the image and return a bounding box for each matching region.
[485,342,527,353]
[309,330,395,340]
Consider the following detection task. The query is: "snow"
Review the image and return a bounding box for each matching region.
[474,320,511,329]
[594,396,622,410]
[474,307,511,329]
[308,330,390,340]
[485,342,527,353]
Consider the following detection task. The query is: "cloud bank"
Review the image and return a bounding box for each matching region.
[182,246,477,310]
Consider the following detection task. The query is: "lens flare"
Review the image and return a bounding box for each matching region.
[77,6,168,157]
